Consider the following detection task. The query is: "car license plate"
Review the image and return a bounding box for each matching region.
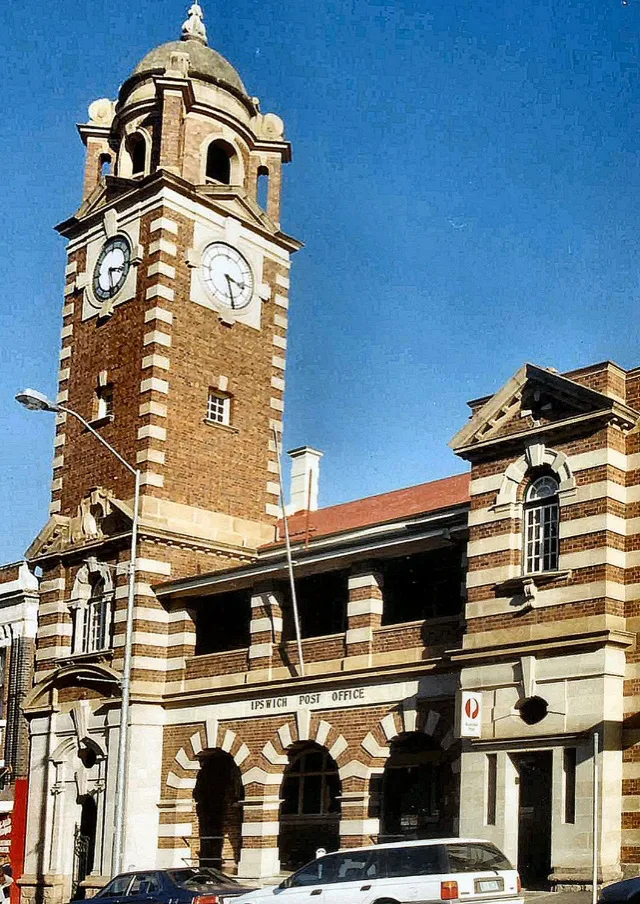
[475,878,504,894]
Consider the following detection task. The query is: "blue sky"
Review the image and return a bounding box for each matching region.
[1,0,640,562]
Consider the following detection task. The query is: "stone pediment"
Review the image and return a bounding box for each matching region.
[26,487,133,560]
[197,184,280,235]
[73,175,136,221]
[450,363,639,458]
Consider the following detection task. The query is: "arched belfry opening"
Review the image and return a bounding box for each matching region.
[257,166,269,210]
[128,133,147,177]
[205,140,234,184]
[380,733,457,841]
[278,742,341,871]
[193,750,244,873]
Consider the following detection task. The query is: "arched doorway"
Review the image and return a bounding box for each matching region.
[278,743,341,871]
[193,750,244,873]
[380,733,457,841]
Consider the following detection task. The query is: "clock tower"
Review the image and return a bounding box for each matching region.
[50,2,300,543]
[21,7,300,899]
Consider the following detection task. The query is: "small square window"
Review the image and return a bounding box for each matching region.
[95,383,114,420]
[207,389,231,426]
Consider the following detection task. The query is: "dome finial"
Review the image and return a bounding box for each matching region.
[181,3,208,45]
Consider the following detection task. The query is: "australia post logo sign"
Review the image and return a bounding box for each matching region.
[456,690,483,739]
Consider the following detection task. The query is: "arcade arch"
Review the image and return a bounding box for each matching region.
[278,742,341,871]
[193,749,244,872]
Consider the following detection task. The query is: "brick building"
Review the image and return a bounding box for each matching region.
[10,4,640,902]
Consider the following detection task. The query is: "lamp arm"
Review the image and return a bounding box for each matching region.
[57,404,137,476]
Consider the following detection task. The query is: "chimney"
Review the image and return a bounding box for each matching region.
[287,446,323,514]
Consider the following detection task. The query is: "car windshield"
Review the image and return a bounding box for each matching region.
[445,843,512,872]
[168,868,239,890]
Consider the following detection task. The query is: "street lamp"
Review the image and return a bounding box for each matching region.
[16,388,140,876]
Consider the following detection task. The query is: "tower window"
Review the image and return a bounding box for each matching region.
[128,133,147,178]
[206,140,234,184]
[95,383,114,421]
[524,475,559,573]
[206,389,231,426]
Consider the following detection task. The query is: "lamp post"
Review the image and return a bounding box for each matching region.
[16,388,140,876]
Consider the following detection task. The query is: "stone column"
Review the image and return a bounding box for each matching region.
[345,568,383,668]
[248,586,283,678]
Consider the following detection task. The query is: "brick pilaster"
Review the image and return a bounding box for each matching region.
[155,78,195,176]
[248,585,283,677]
[345,568,383,667]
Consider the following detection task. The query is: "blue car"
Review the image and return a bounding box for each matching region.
[72,867,255,904]
[600,878,640,904]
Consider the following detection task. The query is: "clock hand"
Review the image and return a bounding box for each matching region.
[227,274,245,290]
[225,273,236,309]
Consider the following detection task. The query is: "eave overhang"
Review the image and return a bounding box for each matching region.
[156,503,469,602]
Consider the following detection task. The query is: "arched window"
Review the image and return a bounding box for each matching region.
[99,154,112,178]
[206,140,233,184]
[128,133,147,178]
[524,474,560,574]
[83,575,111,653]
[257,166,269,210]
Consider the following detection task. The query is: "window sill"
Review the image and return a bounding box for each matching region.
[203,418,239,434]
[58,648,114,665]
[87,415,114,429]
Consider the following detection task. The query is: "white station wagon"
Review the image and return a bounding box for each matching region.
[233,838,523,904]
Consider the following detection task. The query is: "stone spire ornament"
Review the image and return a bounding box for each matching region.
[181,3,208,44]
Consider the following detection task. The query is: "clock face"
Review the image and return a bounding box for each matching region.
[201,243,254,310]
[92,236,132,303]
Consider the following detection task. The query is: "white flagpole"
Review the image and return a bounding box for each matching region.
[272,425,305,678]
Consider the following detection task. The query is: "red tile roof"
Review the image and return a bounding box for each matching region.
[275,472,470,545]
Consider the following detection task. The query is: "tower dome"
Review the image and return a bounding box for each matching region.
[123,3,249,101]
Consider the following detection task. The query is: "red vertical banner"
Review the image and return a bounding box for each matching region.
[9,779,28,904]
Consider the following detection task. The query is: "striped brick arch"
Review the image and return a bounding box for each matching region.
[166,718,251,792]
[256,710,349,784]
[357,699,460,776]
[495,442,575,507]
